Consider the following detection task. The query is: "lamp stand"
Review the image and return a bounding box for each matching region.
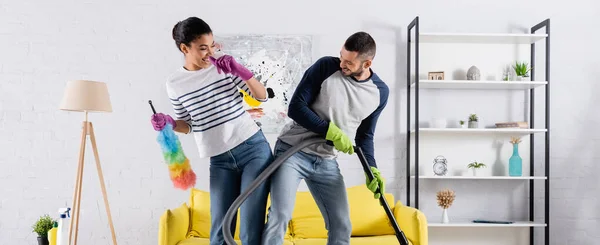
[68,112,117,245]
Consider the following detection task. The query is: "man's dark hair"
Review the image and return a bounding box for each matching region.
[344,31,376,60]
[172,17,212,52]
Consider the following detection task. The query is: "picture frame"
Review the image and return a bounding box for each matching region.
[428,71,445,80]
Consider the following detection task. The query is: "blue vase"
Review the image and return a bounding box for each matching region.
[509,144,522,176]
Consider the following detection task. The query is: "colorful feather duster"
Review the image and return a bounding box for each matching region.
[149,100,196,190]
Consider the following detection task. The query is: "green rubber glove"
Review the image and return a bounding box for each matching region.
[365,166,385,199]
[325,122,354,154]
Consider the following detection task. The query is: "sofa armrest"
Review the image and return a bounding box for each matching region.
[158,203,191,245]
[393,201,428,245]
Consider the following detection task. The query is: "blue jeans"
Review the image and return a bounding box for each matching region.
[262,140,351,245]
[209,130,274,245]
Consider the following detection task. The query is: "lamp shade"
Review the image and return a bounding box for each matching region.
[59,80,112,113]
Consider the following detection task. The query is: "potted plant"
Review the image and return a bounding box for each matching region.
[32,214,54,245]
[468,114,478,128]
[459,120,467,128]
[467,161,486,176]
[513,61,532,81]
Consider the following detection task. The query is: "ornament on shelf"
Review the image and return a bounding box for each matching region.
[428,71,445,80]
[468,113,479,128]
[433,155,448,176]
[467,161,486,176]
[466,66,481,80]
[436,188,456,223]
[509,136,523,176]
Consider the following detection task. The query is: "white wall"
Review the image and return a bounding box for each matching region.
[1,0,599,244]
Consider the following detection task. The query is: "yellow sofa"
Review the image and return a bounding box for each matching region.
[158,185,428,245]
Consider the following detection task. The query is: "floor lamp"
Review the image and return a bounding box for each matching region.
[59,80,117,245]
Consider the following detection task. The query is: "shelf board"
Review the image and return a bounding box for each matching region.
[410,80,547,90]
[411,176,547,180]
[429,221,547,227]
[416,32,548,44]
[410,128,547,135]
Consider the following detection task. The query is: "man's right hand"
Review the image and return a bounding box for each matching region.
[325,122,354,154]
[151,113,176,131]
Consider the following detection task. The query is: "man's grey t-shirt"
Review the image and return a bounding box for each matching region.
[278,56,389,168]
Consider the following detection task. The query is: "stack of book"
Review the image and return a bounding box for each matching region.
[495,121,528,129]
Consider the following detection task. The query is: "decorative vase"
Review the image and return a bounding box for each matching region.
[461,124,467,129]
[431,118,447,128]
[37,237,49,245]
[442,208,449,223]
[517,75,530,81]
[471,168,477,176]
[468,121,478,128]
[509,143,523,176]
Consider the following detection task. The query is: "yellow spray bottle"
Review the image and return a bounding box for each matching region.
[47,221,58,245]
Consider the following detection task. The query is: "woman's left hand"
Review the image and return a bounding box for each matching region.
[209,55,253,80]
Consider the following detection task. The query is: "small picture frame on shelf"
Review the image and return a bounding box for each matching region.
[428,71,445,80]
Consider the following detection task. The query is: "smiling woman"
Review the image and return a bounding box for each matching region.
[148,16,274,245]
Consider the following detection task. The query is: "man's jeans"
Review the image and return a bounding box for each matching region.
[209,130,274,245]
[262,139,351,245]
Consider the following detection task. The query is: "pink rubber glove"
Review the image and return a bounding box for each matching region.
[209,55,253,81]
[151,113,176,131]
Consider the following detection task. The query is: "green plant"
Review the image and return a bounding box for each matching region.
[467,161,486,169]
[459,120,465,125]
[468,114,478,122]
[513,62,532,77]
[32,214,55,238]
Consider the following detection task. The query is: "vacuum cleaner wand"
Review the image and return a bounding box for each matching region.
[222,139,410,245]
[354,147,410,245]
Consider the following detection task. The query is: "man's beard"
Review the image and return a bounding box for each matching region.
[346,67,365,77]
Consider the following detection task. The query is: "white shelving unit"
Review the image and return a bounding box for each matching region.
[406,17,551,245]
[410,80,548,90]
[418,32,548,44]
[410,128,547,135]
[428,221,547,228]
[410,176,547,180]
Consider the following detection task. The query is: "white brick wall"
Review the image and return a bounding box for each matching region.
[1,0,598,244]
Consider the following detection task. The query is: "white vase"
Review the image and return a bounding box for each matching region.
[472,168,477,176]
[461,124,467,129]
[518,75,530,81]
[431,118,447,128]
[442,208,449,223]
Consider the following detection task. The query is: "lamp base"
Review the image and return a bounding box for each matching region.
[69,121,117,245]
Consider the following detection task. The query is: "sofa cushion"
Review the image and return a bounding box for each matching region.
[393,201,428,245]
[289,190,327,238]
[177,237,294,245]
[291,185,396,238]
[188,189,291,240]
[188,189,212,238]
[292,235,413,245]
[158,203,190,245]
[347,186,396,236]
[177,237,212,245]
[188,189,243,240]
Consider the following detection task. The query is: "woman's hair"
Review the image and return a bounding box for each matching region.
[172,17,212,52]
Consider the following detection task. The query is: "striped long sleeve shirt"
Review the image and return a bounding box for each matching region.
[165,65,266,158]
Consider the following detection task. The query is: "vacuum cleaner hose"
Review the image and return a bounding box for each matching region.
[222,137,410,245]
[222,137,326,245]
